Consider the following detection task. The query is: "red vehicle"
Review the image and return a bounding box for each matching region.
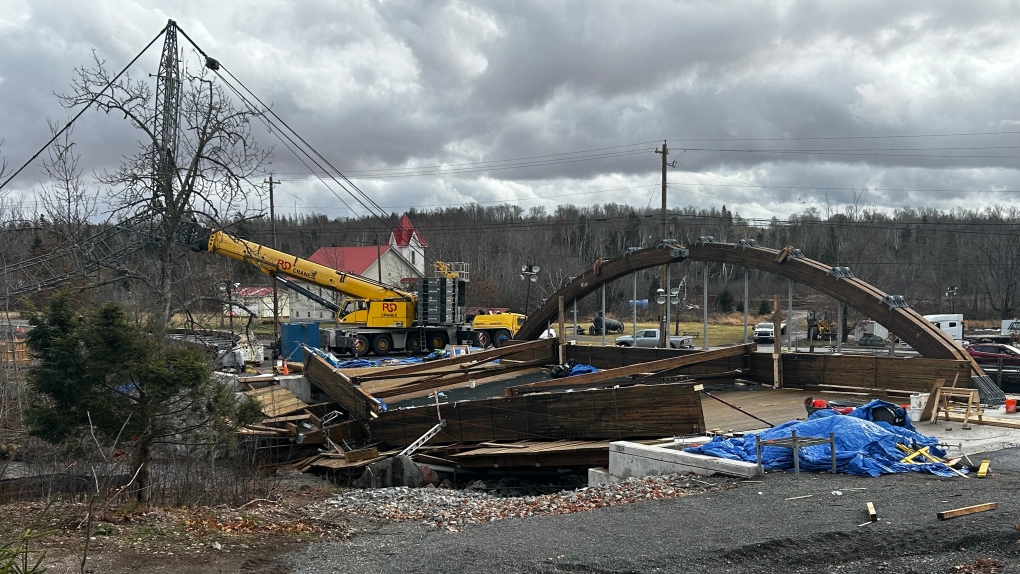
[965,343,1020,366]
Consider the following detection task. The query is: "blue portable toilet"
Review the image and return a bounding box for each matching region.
[280,321,320,363]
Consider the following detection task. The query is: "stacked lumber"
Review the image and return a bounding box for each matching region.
[240,384,364,447]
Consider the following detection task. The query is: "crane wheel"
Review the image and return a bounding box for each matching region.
[492,329,511,346]
[408,336,424,354]
[371,334,393,356]
[476,331,491,347]
[426,332,448,352]
[352,334,370,358]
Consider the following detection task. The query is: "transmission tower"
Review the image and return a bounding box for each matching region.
[151,19,181,211]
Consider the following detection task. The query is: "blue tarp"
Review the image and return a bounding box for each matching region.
[569,364,599,376]
[685,400,960,477]
[303,345,422,369]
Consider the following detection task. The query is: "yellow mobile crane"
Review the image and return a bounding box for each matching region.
[179,223,524,356]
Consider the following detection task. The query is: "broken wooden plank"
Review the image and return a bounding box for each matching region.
[261,413,313,424]
[304,353,383,421]
[920,379,945,422]
[344,447,380,462]
[477,442,526,450]
[937,502,997,520]
[506,344,755,396]
[867,502,877,522]
[372,357,550,399]
[348,339,556,383]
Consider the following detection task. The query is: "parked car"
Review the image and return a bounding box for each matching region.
[616,329,693,349]
[966,343,1020,366]
[857,333,886,347]
[753,322,775,344]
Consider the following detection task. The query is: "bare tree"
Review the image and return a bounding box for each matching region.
[56,51,272,323]
[38,121,97,242]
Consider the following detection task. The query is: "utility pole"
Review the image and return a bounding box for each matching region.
[266,174,280,348]
[655,141,668,347]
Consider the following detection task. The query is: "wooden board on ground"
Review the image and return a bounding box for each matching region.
[937,502,997,520]
[941,412,1020,429]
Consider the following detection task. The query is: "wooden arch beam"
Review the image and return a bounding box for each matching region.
[515,243,977,369]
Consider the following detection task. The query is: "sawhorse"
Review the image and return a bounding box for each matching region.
[930,388,982,428]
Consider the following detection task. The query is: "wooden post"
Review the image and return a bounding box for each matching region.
[773,295,783,388]
[558,296,566,364]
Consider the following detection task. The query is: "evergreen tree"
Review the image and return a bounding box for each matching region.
[717,289,735,313]
[757,299,773,316]
[26,295,262,502]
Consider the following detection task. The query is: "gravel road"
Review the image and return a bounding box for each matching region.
[281,447,1020,574]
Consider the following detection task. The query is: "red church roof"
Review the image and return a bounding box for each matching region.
[391,214,426,247]
[309,245,392,275]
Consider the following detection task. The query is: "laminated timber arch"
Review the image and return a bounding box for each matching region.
[515,243,977,368]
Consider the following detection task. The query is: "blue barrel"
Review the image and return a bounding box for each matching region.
[280,321,320,363]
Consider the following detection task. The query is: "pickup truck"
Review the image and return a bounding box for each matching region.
[753,322,775,343]
[616,329,694,349]
[753,321,786,344]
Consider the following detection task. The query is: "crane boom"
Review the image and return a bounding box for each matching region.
[179,221,524,357]
[180,222,415,303]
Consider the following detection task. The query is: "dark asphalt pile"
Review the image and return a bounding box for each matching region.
[282,447,1020,574]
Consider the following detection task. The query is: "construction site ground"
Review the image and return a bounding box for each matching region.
[6,386,1020,573]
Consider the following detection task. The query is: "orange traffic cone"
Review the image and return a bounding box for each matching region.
[282,361,289,376]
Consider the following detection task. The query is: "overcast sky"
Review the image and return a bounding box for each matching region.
[3,1,1020,226]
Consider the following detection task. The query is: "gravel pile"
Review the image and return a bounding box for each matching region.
[318,474,736,532]
[283,459,1020,574]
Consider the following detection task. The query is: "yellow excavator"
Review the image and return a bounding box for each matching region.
[179,222,525,356]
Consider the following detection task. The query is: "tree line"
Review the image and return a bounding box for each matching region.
[211,201,1019,324]
[4,198,1019,325]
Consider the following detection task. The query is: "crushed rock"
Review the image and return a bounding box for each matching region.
[316,473,736,532]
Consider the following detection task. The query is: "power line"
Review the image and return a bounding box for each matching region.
[666,130,1020,142]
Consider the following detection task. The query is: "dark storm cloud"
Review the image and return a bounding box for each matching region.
[2,1,1020,223]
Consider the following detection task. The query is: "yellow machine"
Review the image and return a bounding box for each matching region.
[180,222,524,356]
[470,312,526,346]
[807,312,836,341]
